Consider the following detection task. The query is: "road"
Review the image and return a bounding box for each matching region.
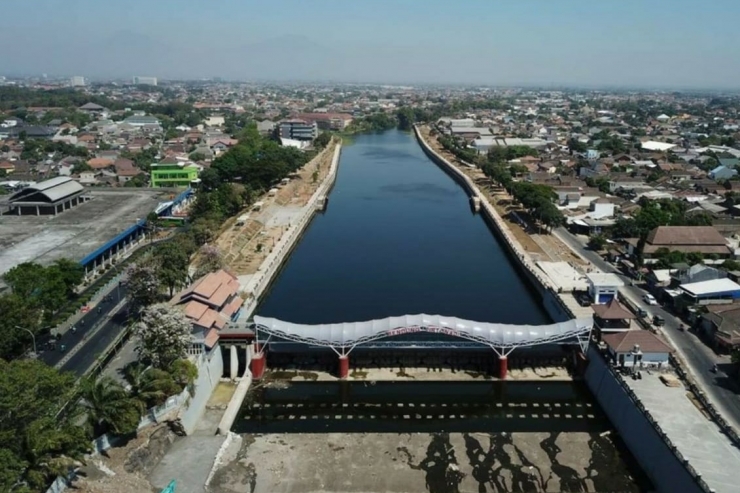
[37,284,130,377]
[555,227,740,430]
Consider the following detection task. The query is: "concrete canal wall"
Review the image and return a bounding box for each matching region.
[584,347,706,493]
[413,125,573,323]
[238,141,342,320]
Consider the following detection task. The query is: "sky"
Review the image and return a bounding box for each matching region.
[2,0,739,89]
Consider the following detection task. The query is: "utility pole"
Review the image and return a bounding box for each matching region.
[16,326,37,356]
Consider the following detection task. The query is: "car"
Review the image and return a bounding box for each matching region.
[643,293,658,305]
[652,315,665,326]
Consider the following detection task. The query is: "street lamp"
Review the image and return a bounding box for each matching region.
[16,326,37,356]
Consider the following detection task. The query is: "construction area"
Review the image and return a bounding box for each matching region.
[418,126,585,268]
[213,140,338,280]
[0,189,166,277]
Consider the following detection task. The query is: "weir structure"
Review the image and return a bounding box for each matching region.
[251,315,593,379]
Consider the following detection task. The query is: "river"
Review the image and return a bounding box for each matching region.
[257,129,549,325]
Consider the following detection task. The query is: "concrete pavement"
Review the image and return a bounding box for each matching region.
[554,227,740,431]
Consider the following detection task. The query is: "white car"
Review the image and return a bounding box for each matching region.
[643,293,658,305]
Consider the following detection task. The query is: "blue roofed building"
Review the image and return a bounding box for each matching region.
[709,165,738,181]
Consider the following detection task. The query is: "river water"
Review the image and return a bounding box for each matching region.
[257,129,549,324]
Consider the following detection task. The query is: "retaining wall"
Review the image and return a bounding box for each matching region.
[413,125,573,322]
[585,347,707,493]
[178,346,224,435]
[239,141,342,320]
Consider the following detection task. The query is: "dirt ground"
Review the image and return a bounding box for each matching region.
[72,425,178,493]
[208,431,646,493]
[213,140,338,276]
[419,127,585,268]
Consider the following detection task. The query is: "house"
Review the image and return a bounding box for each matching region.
[637,226,733,259]
[114,158,140,183]
[171,269,244,352]
[592,298,636,335]
[670,264,726,287]
[256,120,275,135]
[709,165,737,181]
[699,304,740,352]
[0,161,15,175]
[78,171,99,184]
[78,102,108,115]
[602,331,672,368]
[87,157,114,170]
[679,278,740,305]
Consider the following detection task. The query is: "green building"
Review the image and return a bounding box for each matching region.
[150,161,200,188]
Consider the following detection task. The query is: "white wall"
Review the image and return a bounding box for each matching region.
[179,346,224,435]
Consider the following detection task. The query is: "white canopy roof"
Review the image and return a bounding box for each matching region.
[253,314,592,349]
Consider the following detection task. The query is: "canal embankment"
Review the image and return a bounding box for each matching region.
[216,142,342,435]
[413,124,575,323]
[237,141,342,320]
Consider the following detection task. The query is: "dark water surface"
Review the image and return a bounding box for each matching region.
[257,130,549,324]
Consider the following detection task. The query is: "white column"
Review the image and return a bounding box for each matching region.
[230,345,238,380]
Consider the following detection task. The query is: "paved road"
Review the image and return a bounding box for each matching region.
[37,283,129,375]
[555,227,740,430]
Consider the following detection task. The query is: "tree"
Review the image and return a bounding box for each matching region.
[588,234,608,251]
[50,258,84,297]
[125,262,160,310]
[79,377,141,436]
[133,304,192,369]
[721,259,740,271]
[396,107,416,131]
[122,363,179,410]
[168,359,199,395]
[0,360,90,490]
[313,132,331,149]
[154,241,191,297]
[0,294,40,360]
[191,217,219,246]
[193,245,224,278]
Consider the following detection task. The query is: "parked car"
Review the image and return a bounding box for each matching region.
[652,315,665,326]
[637,308,648,318]
[643,293,658,305]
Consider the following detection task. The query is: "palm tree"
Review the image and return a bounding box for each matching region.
[123,363,178,410]
[79,377,140,436]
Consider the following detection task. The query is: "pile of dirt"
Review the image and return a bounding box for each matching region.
[73,424,179,493]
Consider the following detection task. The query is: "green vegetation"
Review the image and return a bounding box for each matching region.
[20,139,89,161]
[1,260,84,360]
[344,111,396,134]
[189,123,309,228]
[610,198,713,240]
[0,360,90,492]
[481,161,564,232]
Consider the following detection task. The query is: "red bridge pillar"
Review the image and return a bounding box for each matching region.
[338,355,350,379]
[498,355,508,380]
[251,352,266,379]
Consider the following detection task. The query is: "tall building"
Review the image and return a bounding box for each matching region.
[133,76,158,86]
[70,76,86,87]
[279,119,318,141]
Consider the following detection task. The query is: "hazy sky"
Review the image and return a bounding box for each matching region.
[2,0,739,88]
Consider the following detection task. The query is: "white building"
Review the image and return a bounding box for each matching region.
[70,76,86,87]
[586,273,624,304]
[133,76,158,86]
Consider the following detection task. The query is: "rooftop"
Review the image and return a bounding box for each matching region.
[680,278,740,297]
[647,226,727,246]
[0,189,164,276]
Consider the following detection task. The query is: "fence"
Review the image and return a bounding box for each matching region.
[413,125,574,321]
[239,141,342,320]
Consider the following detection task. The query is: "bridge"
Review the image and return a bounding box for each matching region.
[251,314,593,379]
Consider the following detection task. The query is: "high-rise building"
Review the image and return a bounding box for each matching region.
[70,76,86,87]
[133,76,158,86]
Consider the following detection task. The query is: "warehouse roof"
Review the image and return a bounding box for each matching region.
[8,176,84,204]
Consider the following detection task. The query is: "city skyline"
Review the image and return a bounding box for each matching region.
[2,0,740,90]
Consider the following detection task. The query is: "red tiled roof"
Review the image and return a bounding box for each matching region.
[602,331,673,354]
